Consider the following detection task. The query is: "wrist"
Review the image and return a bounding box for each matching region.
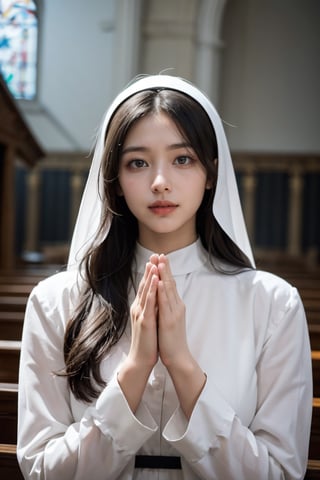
[119,357,153,384]
[165,353,199,379]
[165,355,207,419]
[117,358,153,413]
[161,348,193,373]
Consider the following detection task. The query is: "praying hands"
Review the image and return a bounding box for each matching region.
[118,254,206,419]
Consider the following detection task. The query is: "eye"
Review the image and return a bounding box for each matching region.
[128,159,148,169]
[174,155,193,166]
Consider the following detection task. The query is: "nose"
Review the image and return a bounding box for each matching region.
[150,170,171,193]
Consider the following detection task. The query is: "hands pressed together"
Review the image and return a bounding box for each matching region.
[118,254,206,419]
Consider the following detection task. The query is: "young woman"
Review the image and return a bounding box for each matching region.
[17,75,313,479]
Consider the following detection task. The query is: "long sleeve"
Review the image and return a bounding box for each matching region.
[17,274,157,480]
[162,282,313,480]
[17,244,314,480]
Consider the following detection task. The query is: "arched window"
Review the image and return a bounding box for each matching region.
[0,0,38,99]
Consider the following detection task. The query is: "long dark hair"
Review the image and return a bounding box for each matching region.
[62,88,253,402]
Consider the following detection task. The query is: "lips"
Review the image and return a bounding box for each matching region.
[148,201,178,215]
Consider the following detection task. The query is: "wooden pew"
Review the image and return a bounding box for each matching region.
[309,397,320,459]
[299,289,320,326]
[0,383,18,444]
[304,299,320,317]
[0,282,29,340]
[0,341,20,383]
[0,280,30,341]
[0,444,23,480]
[306,460,320,479]
[0,284,33,297]
[310,325,320,351]
[313,351,320,398]
[0,273,43,285]
[0,383,22,479]
[0,268,55,286]
[0,297,27,313]
[0,312,24,341]
[0,274,41,284]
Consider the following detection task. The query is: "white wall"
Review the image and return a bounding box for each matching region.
[220,0,320,153]
[21,0,320,154]
[23,0,117,151]
[140,0,198,79]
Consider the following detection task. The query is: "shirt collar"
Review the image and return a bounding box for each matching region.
[133,238,209,276]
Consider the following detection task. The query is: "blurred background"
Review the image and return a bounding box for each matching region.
[0,0,319,269]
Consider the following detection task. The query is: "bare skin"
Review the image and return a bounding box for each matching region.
[117,254,206,419]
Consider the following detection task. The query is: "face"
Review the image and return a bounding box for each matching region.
[118,112,210,253]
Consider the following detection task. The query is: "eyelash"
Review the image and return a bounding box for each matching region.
[173,155,193,165]
[126,155,195,169]
[128,159,148,169]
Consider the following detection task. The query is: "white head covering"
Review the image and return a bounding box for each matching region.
[68,75,255,269]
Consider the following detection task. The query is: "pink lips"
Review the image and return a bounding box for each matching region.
[149,201,178,215]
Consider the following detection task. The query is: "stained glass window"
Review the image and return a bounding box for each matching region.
[0,0,38,99]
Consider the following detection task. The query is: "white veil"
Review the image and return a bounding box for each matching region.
[67,75,255,269]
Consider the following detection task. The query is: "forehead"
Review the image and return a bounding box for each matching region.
[123,112,185,146]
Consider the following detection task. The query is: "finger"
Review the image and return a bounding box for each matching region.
[142,263,159,302]
[138,262,158,306]
[158,254,174,281]
[158,256,179,304]
[157,279,169,309]
[131,265,159,326]
[136,261,151,299]
[144,273,159,315]
[149,254,159,266]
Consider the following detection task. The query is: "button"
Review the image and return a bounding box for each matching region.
[151,374,165,390]
[151,378,162,390]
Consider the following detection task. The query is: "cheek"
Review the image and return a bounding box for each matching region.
[118,174,130,194]
[193,172,209,194]
[194,176,210,206]
[118,177,140,204]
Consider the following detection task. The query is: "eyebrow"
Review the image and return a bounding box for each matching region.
[121,142,192,155]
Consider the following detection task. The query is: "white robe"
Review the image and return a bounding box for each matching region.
[17,240,313,480]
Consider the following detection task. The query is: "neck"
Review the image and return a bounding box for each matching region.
[138,231,198,254]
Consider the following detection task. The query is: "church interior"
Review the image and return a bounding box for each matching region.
[0,0,319,477]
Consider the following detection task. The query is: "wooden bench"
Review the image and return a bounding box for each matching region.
[310,324,320,350]
[0,341,21,383]
[306,459,320,479]
[309,397,320,459]
[0,273,43,284]
[0,312,24,341]
[312,351,320,397]
[302,300,320,323]
[0,268,55,286]
[0,282,30,340]
[0,297,27,313]
[0,383,18,444]
[0,284,33,297]
[0,444,23,479]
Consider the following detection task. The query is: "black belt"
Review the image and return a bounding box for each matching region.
[135,455,182,469]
